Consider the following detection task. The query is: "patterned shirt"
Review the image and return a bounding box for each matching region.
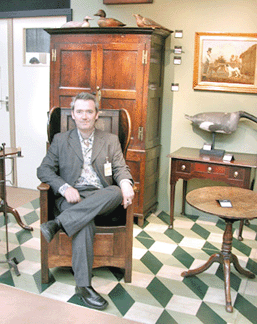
[74,129,103,189]
[58,129,103,196]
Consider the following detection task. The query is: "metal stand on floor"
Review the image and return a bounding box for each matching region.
[0,143,20,276]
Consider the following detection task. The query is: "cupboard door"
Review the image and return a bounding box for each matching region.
[98,42,147,150]
[51,42,98,108]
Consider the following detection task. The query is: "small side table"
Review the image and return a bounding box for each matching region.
[168,147,257,239]
[181,186,256,313]
[0,147,33,231]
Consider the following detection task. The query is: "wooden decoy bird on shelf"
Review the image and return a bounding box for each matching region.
[185,111,257,157]
[81,16,93,27]
[61,16,93,28]
[94,9,126,27]
[185,111,257,134]
[133,14,172,33]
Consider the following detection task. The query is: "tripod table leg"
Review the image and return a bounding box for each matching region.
[6,205,33,231]
[181,253,221,277]
[231,254,255,279]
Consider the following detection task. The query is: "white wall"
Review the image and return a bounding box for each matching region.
[12,16,67,190]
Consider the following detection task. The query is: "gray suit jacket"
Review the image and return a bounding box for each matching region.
[37,128,133,195]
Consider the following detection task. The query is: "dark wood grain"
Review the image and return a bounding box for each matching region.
[46,27,170,225]
[38,108,134,284]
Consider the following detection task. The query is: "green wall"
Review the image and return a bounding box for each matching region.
[71,0,257,214]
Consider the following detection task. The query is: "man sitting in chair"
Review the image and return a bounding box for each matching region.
[37,92,134,310]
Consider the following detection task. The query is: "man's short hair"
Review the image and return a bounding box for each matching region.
[71,92,99,112]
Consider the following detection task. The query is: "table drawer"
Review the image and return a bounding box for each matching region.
[176,160,191,173]
[174,159,248,185]
[194,163,226,175]
[228,167,245,180]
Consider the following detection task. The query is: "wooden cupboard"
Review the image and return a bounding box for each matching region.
[45,27,171,226]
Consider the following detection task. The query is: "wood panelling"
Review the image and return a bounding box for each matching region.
[46,27,171,226]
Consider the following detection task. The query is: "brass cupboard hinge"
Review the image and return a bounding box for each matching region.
[52,49,57,62]
[138,127,144,141]
[142,50,148,65]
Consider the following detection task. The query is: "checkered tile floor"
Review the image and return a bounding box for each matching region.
[0,198,257,323]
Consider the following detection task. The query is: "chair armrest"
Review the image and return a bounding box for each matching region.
[126,185,135,226]
[125,198,134,231]
[37,182,50,224]
[37,182,50,191]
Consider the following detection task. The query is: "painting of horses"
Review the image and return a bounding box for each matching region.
[193,32,257,94]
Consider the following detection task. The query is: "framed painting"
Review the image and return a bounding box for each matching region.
[193,32,257,94]
[24,28,50,65]
[103,0,153,4]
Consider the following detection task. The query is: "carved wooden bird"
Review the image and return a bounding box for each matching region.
[133,14,172,33]
[94,9,126,27]
[185,111,257,134]
[61,16,93,28]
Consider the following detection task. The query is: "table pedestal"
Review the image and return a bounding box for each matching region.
[0,150,33,231]
[181,219,255,313]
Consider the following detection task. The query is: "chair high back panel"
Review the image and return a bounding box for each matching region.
[39,107,133,284]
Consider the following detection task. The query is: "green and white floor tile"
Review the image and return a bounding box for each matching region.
[0,198,257,324]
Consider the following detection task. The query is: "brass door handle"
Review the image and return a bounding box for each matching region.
[0,96,9,112]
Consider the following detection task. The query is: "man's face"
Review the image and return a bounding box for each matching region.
[71,99,99,135]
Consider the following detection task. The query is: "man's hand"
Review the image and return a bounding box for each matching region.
[64,187,81,204]
[120,181,134,209]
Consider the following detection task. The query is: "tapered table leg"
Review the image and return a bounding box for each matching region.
[238,219,244,241]
[181,180,187,216]
[169,182,176,229]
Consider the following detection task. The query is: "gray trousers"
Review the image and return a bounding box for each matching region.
[56,185,123,286]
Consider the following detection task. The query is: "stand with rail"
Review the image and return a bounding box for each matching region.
[0,143,20,276]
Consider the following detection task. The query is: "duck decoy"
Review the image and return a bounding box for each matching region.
[61,16,93,28]
[185,111,257,134]
[133,14,172,33]
[81,16,93,27]
[94,9,126,27]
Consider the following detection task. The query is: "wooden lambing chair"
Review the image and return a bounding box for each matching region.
[38,107,134,284]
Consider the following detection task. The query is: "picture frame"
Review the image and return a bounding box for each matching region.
[193,32,257,94]
[24,28,50,65]
[103,0,153,4]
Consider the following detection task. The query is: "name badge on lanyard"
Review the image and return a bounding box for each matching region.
[104,157,112,176]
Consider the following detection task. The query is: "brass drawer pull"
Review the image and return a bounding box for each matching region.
[234,171,239,178]
[181,165,186,171]
[207,167,212,173]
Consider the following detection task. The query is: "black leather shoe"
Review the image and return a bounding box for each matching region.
[75,286,108,310]
[40,219,62,243]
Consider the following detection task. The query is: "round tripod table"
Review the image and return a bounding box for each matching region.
[181,186,256,313]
